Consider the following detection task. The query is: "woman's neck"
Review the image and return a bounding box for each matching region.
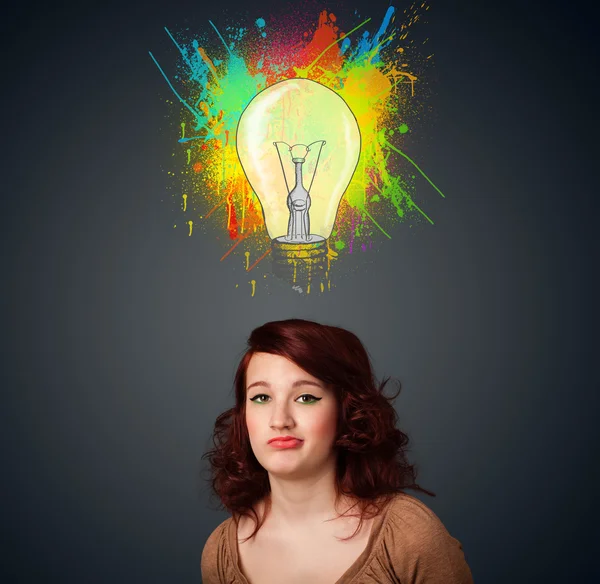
[263,465,357,529]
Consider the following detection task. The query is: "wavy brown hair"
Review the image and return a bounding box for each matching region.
[201,318,434,542]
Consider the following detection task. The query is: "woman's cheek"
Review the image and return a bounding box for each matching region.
[245,411,259,441]
[307,408,338,443]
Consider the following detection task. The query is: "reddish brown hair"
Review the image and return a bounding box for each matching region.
[201,318,434,541]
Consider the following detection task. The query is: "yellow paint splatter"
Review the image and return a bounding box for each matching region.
[188,220,193,236]
[181,122,186,139]
[245,251,250,270]
[182,194,187,212]
[250,279,256,296]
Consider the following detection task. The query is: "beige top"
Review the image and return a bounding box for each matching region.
[201,493,474,583]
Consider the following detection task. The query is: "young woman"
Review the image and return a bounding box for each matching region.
[201,319,473,584]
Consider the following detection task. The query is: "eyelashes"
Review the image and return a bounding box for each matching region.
[249,394,323,405]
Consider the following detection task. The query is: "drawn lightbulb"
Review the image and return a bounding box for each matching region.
[236,78,361,284]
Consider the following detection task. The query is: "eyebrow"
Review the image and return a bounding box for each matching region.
[246,379,325,392]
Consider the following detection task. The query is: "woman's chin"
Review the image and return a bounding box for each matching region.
[264,463,311,480]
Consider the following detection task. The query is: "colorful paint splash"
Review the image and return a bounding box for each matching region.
[150,3,445,295]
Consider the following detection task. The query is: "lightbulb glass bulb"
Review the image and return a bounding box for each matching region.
[236,79,361,241]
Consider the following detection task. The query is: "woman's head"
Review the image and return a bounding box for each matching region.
[202,318,434,539]
[244,351,339,482]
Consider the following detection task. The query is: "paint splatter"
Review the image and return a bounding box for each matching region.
[150,3,444,293]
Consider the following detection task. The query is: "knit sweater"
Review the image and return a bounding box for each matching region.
[201,492,474,583]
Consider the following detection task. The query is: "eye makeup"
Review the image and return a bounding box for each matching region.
[249,394,323,405]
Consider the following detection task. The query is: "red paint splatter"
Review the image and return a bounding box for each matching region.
[297,11,345,75]
[193,162,203,173]
[227,191,239,239]
[247,10,349,85]
[228,212,238,239]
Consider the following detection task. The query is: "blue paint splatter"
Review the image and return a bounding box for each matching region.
[256,17,266,28]
[352,6,395,65]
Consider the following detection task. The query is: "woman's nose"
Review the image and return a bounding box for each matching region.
[269,402,294,429]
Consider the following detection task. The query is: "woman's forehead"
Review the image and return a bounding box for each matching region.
[247,352,307,374]
[245,353,327,388]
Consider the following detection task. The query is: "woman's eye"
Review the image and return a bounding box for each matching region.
[297,394,322,404]
[250,394,270,403]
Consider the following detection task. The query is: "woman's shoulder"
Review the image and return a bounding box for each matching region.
[374,492,474,583]
[380,491,459,545]
[203,516,232,547]
[200,516,234,583]
[384,491,446,529]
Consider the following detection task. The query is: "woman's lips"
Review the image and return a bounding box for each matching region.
[268,439,304,449]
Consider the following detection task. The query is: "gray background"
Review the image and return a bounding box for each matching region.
[2,0,597,582]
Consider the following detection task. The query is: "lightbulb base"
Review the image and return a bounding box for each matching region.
[271,235,328,284]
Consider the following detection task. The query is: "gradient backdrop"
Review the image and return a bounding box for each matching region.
[2,0,597,582]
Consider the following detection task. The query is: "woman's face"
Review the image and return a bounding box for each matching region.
[244,352,338,480]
